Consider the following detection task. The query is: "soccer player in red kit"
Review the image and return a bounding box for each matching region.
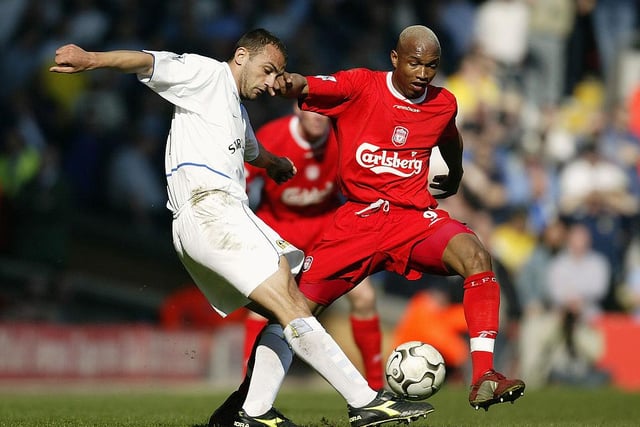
[287,25,525,413]
[243,104,384,390]
[212,25,525,426]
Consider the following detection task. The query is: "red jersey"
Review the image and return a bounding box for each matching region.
[246,115,341,251]
[301,68,459,210]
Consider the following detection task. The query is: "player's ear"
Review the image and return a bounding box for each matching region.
[390,50,399,68]
[234,47,248,66]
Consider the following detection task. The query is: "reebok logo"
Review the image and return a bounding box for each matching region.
[393,104,420,113]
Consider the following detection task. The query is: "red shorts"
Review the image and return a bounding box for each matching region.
[299,200,474,305]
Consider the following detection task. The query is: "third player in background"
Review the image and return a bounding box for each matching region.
[244,103,384,390]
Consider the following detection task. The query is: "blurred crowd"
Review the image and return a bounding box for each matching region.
[0,0,639,388]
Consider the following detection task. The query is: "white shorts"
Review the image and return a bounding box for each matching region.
[171,190,304,317]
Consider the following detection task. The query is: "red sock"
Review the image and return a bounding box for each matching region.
[463,272,500,383]
[243,316,268,375]
[351,315,384,390]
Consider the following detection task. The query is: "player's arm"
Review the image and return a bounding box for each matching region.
[430,132,464,199]
[248,140,297,184]
[50,44,154,77]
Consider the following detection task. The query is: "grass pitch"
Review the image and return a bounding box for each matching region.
[0,383,638,427]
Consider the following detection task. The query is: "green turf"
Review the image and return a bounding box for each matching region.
[0,384,638,427]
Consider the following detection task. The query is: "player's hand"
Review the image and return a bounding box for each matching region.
[49,44,93,73]
[266,156,296,184]
[429,173,461,199]
[270,72,294,97]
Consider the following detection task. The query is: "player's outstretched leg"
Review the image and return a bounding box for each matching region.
[208,367,297,427]
[208,322,263,426]
[468,369,525,411]
[348,390,435,427]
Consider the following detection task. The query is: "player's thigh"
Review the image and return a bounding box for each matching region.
[173,192,302,314]
[408,218,476,275]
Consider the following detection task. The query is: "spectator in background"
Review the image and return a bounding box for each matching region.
[200,0,255,58]
[6,144,72,271]
[558,136,638,285]
[590,0,638,105]
[106,126,166,231]
[437,0,478,73]
[445,49,501,128]
[73,72,128,135]
[546,222,610,386]
[0,1,54,98]
[473,0,530,92]
[0,0,29,48]
[515,218,568,389]
[597,101,640,199]
[65,0,110,47]
[253,0,311,43]
[460,132,510,222]
[0,121,41,201]
[489,207,537,300]
[516,142,560,235]
[525,0,575,108]
[564,0,599,98]
[61,103,110,209]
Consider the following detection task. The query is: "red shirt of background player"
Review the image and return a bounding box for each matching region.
[245,114,341,251]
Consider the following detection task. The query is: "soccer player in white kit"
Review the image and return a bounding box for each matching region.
[50,29,434,427]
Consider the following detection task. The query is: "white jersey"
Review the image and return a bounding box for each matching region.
[138,51,260,214]
[137,50,303,316]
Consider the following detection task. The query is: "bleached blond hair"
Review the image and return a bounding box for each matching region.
[397,25,441,56]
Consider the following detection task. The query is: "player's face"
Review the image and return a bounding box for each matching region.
[239,44,286,100]
[390,40,440,99]
[298,109,330,142]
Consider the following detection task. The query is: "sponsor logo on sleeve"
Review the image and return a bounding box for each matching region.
[314,75,337,82]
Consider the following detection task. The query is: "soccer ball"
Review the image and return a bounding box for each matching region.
[385,341,446,400]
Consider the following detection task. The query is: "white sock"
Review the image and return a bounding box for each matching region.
[284,316,377,408]
[243,324,293,417]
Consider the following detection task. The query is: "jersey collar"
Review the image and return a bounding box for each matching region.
[386,71,427,104]
[223,62,240,103]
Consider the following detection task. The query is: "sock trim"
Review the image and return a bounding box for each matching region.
[470,336,495,353]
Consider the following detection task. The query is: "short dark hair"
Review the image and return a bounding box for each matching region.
[234,28,288,62]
